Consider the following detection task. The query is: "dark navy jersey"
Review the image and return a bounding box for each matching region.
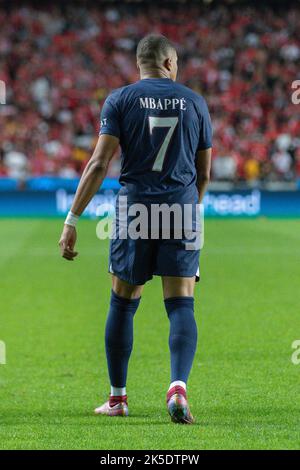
[99,78,212,202]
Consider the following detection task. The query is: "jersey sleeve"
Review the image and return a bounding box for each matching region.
[99,92,121,138]
[197,97,212,151]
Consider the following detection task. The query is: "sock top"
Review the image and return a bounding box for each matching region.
[111,289,141,306]
[164,296,194,303]
[167,386,187,403]
[109,394,128,406]
[164,296,194,315]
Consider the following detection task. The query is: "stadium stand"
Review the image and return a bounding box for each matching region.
[0,1,299,185]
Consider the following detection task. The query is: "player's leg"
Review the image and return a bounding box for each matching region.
[162,276,197,424]
[162,276,195,298]
[111,275,144,299]
[95,275,143,417]
[106,275,143,399]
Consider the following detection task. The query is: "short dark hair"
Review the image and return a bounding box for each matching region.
[136,34,175,67]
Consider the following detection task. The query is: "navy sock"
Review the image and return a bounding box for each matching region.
[164,296,198,384]
[105,290,140,388]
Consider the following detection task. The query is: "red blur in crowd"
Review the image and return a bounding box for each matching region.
[0,3,299,184]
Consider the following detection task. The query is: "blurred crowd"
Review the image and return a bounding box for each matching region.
[0,2,300,185]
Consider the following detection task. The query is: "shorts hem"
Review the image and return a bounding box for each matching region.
[108,268,152,286]
[153,271,200,282]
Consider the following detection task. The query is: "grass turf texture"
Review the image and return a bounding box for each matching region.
[0,218,299,450]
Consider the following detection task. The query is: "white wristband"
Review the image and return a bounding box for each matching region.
[64,211,79,227]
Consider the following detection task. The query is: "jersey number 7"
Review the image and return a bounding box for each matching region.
[149,116,178,172]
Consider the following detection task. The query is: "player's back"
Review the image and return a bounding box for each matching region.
[100,78,212,203]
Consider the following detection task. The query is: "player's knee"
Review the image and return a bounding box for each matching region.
[162,277,195,299]
[111,275,143,299]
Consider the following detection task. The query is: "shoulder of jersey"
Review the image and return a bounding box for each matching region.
[108,81,205,106]
[172,82,205,104]
[106,83,139,104]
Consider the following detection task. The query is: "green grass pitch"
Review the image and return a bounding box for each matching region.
[0,218,299,450]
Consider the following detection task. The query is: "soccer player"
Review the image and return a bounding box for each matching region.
[59,34,212,424]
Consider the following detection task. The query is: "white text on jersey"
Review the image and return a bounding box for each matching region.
[139,97,187,111]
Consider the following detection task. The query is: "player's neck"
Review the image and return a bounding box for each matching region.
[140,68,171,80]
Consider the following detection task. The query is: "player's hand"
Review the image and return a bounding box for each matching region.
[59,225,78,261]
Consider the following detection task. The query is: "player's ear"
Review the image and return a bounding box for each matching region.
[164,57,172,71]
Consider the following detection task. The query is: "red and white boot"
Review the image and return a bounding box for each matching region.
[95,395,128,417]
[167,386,194,424]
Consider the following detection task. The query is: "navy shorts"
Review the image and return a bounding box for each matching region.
[108,192,202,285]
[109,235,200,285]
[108,197,201,285]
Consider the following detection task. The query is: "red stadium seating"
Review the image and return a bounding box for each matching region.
[0,3,299,184]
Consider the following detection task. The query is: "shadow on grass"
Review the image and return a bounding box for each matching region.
[1,404,299,427]
[0,408,204,427]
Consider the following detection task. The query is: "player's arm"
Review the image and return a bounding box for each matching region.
[195,147,211,203]
[59,134,119,261]
[68,134,119,216]
[196,96,212,203]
